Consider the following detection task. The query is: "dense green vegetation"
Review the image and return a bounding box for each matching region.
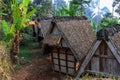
[55,0,90,16]
[0,0,36,63]
[99,18,120,28]
[0,0,35,79]
[56,1,80,16]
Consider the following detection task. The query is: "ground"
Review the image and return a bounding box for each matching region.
[13,57,65,80]
[12,57,116,80]
[13,42,66,80]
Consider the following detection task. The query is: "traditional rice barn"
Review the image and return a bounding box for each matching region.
[42,16,96,76]
[75,24,120,79]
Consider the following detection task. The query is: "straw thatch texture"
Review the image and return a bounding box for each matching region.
[40,19,52,37]
[105,24,120,36]
[56,18,96,60]
[110,32,120,53]
[42,35,61,46]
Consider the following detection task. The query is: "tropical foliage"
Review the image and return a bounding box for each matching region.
[90,17,120,34]
[0,1,12,79]
[99,18,120,29]
[72,0,91,16]
[55,1,80,16]
[55,0,91,17]
[32,0,52,17]
[1,20,14,42]
[0,0,36,63]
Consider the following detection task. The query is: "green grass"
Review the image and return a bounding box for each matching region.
[14,40,39,69]
[18,40,39,61]
[18,47,32,60]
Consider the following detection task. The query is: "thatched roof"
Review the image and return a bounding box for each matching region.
[42,35,61,46]
[110,32,120,53]
[39,18,52,37]
[54,17,96,60]
[41,17,96,59]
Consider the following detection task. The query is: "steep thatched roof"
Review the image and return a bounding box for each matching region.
[39,18,52,37]
[110,32,120,53]
[54,17,96,60]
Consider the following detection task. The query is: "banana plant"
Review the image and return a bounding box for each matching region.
[10,0,36,63]
[0,0,36,63]
[1,20,14,42]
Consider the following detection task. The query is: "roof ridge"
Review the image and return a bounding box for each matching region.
[34,16,87,22]
[53,16,87,22]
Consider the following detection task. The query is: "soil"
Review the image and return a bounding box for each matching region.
[13,56,66,80]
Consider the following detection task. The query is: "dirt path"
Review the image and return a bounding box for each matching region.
[13,57,65,80]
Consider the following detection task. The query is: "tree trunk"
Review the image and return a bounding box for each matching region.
[10,30,20,64]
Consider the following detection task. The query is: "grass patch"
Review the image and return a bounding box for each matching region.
[19,40,39,61]
[14,40,39,69]
[18,47,32,60]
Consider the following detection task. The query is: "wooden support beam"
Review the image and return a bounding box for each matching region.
[106,40,120,64]
[74,40,102,80]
